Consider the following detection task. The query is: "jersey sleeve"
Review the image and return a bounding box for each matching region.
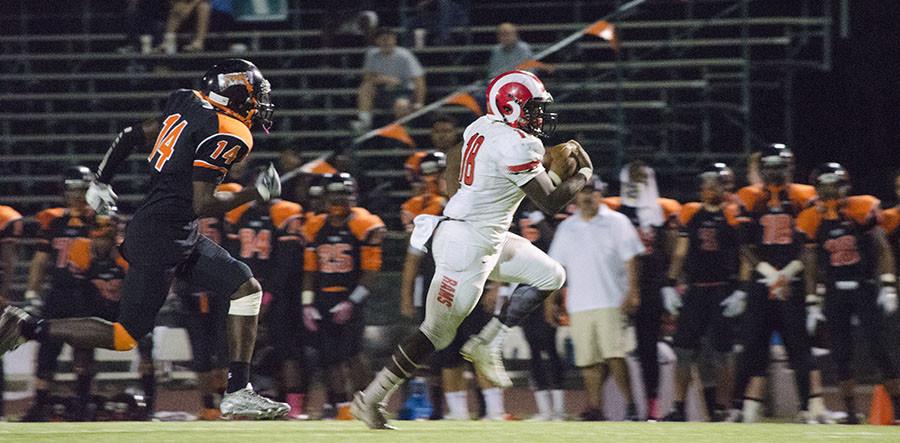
[501,138,545,187]
[34,208,64,252]
[795,207,821,241]
[678,202,701,236]
[192,114,253,183]
[0,206,23,241]
[845,195,881,230]
[349,209,386,272]
[302,214,326,272]
[789,184,817,210]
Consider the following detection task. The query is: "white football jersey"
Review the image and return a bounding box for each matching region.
[444,114,546,245]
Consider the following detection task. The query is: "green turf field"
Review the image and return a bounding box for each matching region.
[1,421,899,442]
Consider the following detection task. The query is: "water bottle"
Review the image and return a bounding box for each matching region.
[398,377,433,420]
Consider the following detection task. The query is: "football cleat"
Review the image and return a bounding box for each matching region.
[0,306,31,355]
[460,335,512,388]
[220,384,289,419]
[351,391,395,430]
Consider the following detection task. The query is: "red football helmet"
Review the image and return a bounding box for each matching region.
[486,70,557,138]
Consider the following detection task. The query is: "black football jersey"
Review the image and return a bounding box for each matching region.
[679,203,741,284]
[225,200,304,291]
[34,208,103,289]
[136,89,253,224]
[797,196,880,283]
[736,184,815,269]
[304,208,385,300]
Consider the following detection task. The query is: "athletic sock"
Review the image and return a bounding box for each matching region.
[35,388,49,407]
[533,390,551,418]
[444,391,469,419]
[482,388,505,419]
[76,374,93,407]
[844,396,856,418]
[226,362,250,393]
[674,400,686,416]
[202,393,217,409]
[430,383,444,419]
[362,367,405,406]
[551,389,565,418]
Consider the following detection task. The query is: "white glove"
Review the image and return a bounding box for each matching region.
[661,286,682,315]
[86,180,118,215]
[255,162,281,202]
[720,289,747,318]
[24,290,43,316]
[806,294,825,335]
[878,286,898,315]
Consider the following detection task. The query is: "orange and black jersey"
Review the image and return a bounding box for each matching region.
[35,208,106,288]
[884,207,900,276]
[796,195,881,282]
[679,202,741,284]
[735,183,816,269]
[605,197,682,277]
[137,89,252,223]
[226,199,304,290]
[304,208,385,296]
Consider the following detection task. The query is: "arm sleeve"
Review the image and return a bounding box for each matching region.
[502,138,546,187]
[96,123,147,183]
[192,135,250,183]
[361,226,386,272]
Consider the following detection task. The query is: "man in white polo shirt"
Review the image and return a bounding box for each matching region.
[547,178,644,421]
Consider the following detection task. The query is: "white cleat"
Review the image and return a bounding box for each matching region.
[220,384,290,419]
[351,391,395,430]
[0,306,30,355]
[460,335,512,388]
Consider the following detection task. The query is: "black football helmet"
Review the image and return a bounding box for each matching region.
[418,151,447,176]
[757,143,793,185]
[696,162,735,189]
[64,165,93,190]
[200,59,274,131]
[811,162,850,200]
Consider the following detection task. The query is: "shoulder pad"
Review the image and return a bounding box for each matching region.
[845,195,880,226]
[0,206,23,231]
[658,198,682,219]
[303,213,327,242]
[789,184,817,207]
[795,206,822,240]
[36,207,66,231]
[679,202,702,226]
[215,113,253,151]
[349,207,386,241]
[225,202,254,226]
[270,200,303,229]
[736,185,763,209]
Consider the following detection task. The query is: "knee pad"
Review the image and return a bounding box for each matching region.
[502,285,548,327]
[113,323,138,351]
[539,262,566,291]
[419,322,455,351]
[229,291,262,316]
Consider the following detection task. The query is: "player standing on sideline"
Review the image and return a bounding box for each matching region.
[662,164,743,422]
[884,170,900,280]
[352,70,592,429]
[796,163,900,424]
[729,144,828,424]
[0,59,289,419]
[303,173,386,419]
[0,204,23,421]
[604,161,681,420]
[224,184,305,418]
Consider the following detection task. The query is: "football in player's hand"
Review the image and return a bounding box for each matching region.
[544,140,580,179]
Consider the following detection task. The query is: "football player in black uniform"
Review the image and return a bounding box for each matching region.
[662,164,742,422]
[302,173,386,418]
[0,59,288,418]
[797,163,900,424]
[0,204,23,420]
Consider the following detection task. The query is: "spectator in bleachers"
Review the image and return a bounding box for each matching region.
[320,4,378,48]
[352,28,427,133]
[487,23,534,78]
[158,0,213,53]
[412,0,471,47]
[548,178,644,421]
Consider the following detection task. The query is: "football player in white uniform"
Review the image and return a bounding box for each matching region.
[352,70,594,429]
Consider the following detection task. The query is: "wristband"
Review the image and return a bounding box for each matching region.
[24,290,39,300]
[881,273,897,284]
[548,170,562,186]
[349,285,371,304]
[302,290,315,306]
[577,167,593,181]
[805,294,823,305]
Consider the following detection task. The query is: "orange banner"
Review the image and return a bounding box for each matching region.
[583,20,619,52]
[376,123,416,147]
[515,59,552,72]
[447,92,483,115]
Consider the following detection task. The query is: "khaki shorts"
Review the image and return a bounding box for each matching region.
[569,307,629,367]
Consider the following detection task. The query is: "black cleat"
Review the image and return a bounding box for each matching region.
[663,410,686,422]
